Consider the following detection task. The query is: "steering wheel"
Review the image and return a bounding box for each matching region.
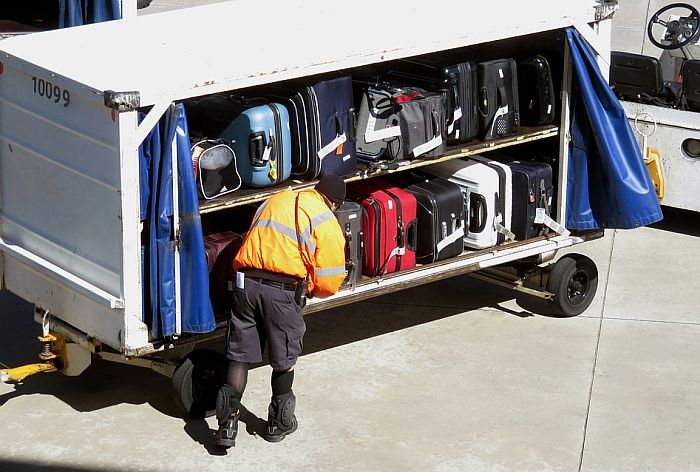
[647,3,700,50]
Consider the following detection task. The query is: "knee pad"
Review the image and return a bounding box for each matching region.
[216,384,240,422]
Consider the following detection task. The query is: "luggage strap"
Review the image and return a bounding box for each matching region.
[534,208,570,237]
[436,224,465,254]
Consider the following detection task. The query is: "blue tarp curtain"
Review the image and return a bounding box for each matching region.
[59,0,121,28]
[565,28,663,230]
[139,104,215,338]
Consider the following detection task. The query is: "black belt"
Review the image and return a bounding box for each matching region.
[247,276,297,292]
[239,268,299,292]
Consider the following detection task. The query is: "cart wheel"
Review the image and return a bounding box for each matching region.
[171,348,228,419]
[137,0,153,9]
[546,254,598,317]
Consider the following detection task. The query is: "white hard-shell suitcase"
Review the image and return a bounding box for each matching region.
[426,157,513,249]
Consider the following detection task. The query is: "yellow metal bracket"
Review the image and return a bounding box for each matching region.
[0,332,67,383]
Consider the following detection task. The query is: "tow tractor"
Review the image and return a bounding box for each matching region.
[610,2,700,213]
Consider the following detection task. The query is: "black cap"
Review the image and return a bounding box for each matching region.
[314,175,346,205]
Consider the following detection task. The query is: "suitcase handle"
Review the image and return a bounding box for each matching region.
[249,131,269,167]
[469,193,488,234]
[406,219,417,252]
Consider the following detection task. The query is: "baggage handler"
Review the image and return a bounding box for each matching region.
[215,175,347,448]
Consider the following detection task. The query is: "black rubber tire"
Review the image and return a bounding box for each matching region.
[137,0,153,9]
[546,254,598,317]
[171,348,228,419]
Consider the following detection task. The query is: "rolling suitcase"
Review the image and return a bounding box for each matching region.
[333,201,364,288]
[355,84,403,163]
[477,58,520,140]
[395,88,447,160]
[347,179,418,276]
[491,155,554,240]
[404,178,466,264]
[290,75,358,179]
[203,231,244,314]
[426,158,511,249]
[388,61,478,144]
[518,55,555,125]
[219,102,293,188]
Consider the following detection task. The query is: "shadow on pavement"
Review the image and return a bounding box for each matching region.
[0,268,561,429]
[0,459,128,472]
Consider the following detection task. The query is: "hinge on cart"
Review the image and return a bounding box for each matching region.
[103,90,141,111]
[595,0,618,21]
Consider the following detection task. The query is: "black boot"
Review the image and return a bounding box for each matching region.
[264,391,298,443]
[215,384,241,448]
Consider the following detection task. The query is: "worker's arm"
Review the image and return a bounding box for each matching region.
[308,218,347,298]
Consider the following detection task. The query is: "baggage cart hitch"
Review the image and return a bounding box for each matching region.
[0,310,66,383]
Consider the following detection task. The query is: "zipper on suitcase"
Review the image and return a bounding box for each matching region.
[309,87,322,178]
[268,103,283,184]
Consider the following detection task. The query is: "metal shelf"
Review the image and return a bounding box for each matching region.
[198,125,558,214]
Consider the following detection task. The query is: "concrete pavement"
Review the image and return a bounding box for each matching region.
[0,207,698,471]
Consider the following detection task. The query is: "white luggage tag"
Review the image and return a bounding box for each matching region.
[447,107,463,134]
[436,225,465,254]
[365,113,402,143]
[534,208,570,237]
[494,213,516,242]
[412,134,443,158]
[317,132,347,160]
[236,272,245,289]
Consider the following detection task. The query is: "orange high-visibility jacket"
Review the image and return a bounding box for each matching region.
[234,189,346,298]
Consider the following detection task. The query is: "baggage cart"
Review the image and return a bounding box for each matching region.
[1,0,650,416]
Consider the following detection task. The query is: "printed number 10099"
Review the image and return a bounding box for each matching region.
[32,76,70,107]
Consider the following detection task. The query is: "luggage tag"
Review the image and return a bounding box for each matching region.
[412,134,443,158]
[318,133,347,161]
[534,208,570,237]
[494,214,516,242]
[436,224,465,254]
[267,128,277,181]
[447,107,463,135]
[364,111,402,143]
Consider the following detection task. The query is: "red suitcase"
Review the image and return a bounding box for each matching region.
[348,179,417,277]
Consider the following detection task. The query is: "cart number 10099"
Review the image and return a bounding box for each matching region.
[32,76,70,107]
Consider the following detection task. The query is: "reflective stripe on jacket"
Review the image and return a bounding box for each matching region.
[234,189,346,298]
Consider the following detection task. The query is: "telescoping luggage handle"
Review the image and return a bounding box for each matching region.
[341,221,363,290]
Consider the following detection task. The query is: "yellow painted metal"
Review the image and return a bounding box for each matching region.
[0,331,67,383]
[644,147,665,201]
[0,362,57,382]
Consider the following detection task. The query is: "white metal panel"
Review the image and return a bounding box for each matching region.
[622,101,700,212]
[0,0,599,107]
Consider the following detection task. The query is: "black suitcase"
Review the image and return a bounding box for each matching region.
[387,61,478,145]
[404,178,465,264]
[333,201,364,288]
[477,58,520,140]
[394,87,447,160]
[518,55,555,125]
[496,157,554,240]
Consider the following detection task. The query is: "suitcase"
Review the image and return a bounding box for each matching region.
[347,179,418,276]
[395,87,447,159]
[287,75,358,179]
[426,158,511,249]
[518,55,555,125]
[404,178,466,264]
[203,231,244,314]
[490,155,554,240]
[388,61,478,144]
[355,84,403,162]
[477,58,520,140]
[219,102,293,188]
[468,154,514,241]
[333,201,364,288]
